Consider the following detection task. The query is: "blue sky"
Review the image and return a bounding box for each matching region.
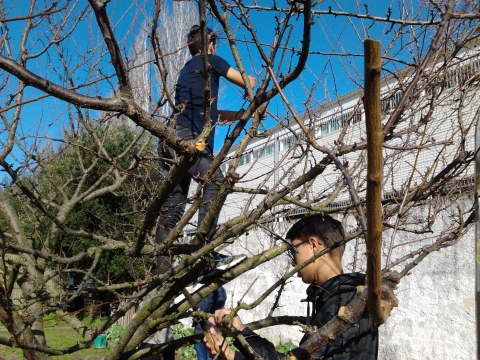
[0,0,432,159]
[210,0,423,150]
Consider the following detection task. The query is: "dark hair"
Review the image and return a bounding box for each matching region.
[187,25,217,56]
[285,213,345,258]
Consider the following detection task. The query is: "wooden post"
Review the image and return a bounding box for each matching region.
[364,39,386,326]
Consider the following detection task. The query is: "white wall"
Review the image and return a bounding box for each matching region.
[378,231,474,360]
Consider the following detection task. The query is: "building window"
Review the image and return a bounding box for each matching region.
[425,59,480,95]
[352,111,362,123]
[318,108,362,137]
[321,122,330,136]
[264,144,274,157]
[381,90,403,113]
[330,118,340,132]
[254,143,275,159]
[281,136,296,151]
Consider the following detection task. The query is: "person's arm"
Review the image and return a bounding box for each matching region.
[224,68,256,90]
[217,109,246,124]
[206,309,284,360]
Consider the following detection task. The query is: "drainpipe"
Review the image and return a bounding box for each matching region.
[273,134,279,220]
[274,134,279,185]
[476,114,480,359]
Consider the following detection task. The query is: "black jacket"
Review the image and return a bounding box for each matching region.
[233,273,378,359]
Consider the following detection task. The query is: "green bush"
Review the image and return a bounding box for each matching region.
[275,341,297,355]
[105,324,125,342]
[170,323,197,360]
[169,323,239,359]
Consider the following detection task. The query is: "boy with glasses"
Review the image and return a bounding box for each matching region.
[205,214,378,359]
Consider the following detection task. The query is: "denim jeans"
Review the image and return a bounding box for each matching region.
[156,125,225,271]
[194,342,210,360]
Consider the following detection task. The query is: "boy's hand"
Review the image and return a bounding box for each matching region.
[204,327,236,360]
[208,308,245,334]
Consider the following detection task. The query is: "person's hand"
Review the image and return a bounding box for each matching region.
[242,76,256,99]
[204,327,236,360]
[248,75,256,88]
[208,308,245,334]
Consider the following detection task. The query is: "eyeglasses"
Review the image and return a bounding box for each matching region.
[254,223,308,262]
[287,240,310,261]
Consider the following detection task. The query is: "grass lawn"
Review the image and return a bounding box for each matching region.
[0,326,111,360]
[0,317,200,360]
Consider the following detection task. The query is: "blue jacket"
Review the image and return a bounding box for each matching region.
[174,54,230,149]
[193,287,227,334]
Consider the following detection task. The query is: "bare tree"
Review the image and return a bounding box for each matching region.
[0,0,478,359]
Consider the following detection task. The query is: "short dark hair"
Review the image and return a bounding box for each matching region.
[187,25,217,56]
[285,213,345,258]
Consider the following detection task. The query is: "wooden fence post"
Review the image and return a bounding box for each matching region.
[364,39,387,326]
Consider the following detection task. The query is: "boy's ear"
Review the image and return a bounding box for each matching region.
[310,236,325,250]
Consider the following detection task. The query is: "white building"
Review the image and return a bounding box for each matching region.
[211,48,478,359]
